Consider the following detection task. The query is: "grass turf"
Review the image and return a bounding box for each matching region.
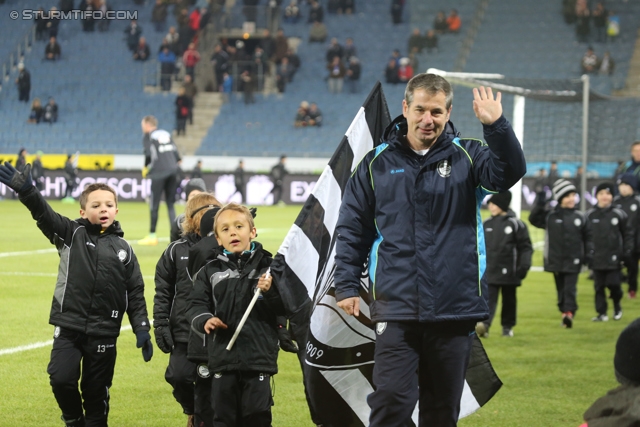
[0,199,636,426]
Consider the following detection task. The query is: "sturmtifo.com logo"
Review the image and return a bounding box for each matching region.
[11,9,138,21]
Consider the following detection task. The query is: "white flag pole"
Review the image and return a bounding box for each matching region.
[226,268,270,351]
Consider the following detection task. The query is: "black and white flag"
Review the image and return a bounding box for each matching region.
[270,82,502,427]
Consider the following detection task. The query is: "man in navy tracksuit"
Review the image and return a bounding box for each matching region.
[334,73,526,426]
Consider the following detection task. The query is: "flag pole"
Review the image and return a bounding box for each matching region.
[226,268,270,351]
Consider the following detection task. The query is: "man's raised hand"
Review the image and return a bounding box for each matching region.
[472,86,502,125]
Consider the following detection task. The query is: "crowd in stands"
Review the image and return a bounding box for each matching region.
[294,100,323,127]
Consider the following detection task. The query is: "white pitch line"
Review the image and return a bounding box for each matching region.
[0,248,57,258]
[0,325,133,357]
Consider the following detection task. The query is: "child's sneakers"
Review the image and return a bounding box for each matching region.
[138,234,159,246]
[562,312,573,328]
[502,328,514,337]
[592,314,609,322]
[614,310,623,321]
[61,415,85,427]
[475,322,489,338]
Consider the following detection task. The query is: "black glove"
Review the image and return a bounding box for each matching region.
[276,318,298,353]
[516,268,528,280]
[153,322,174,354]
[0,162,33,193]
[136,330,153,362]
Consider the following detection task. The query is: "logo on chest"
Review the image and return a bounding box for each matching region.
[437,160,451,178]
[117,249,127,262]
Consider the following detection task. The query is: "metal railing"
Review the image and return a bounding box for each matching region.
[0,26,36,97]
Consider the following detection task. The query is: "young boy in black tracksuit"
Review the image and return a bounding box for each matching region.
[476,191,533,338]
[529,178,594,328]
[187,203,286,427]
[154,193,221,427]
[613,173,640,300]
[587,182,633,322]
[0,162,152,427]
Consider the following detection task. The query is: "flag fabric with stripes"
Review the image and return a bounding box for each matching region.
[270,82,502,427]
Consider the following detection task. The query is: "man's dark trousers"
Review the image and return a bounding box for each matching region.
[368,321,475,427]
[47,328,117,427]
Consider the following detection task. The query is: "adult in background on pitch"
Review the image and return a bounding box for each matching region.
[154,193,222,427]
[529,179,593,329]
[616,141,640,192]
[334,73,526,426]
[139,115,182,246]
[232,159,246,203]
[268,155,288,205]
[476,191,533,339]
[32,150,46,192]
[63,153,78,203]
[614,173,640,299]
[0,164,152,427]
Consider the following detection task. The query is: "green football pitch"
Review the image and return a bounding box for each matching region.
[0,199,636,426]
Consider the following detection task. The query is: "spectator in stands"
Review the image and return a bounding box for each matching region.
[346,56,361,93]
[188,7,202,44]
[46,6,61,38]
[165,26,180,55]
[592,2,607,43]
[307,102,323,127]
[424,29,439,53]
[96,0,111,32]
[221,72,233,101]
[562,0,577,24]
[326,37,344,64]
[408,28,423,54]
[267,0,282,33]
[575,0,591,43]
[211,43,229,92]
[181,74,197,123]
[43,97,59,124]
[327,56,346,94]
[15,63,31,103]
[339,0,355,14]
[309,20,328,43]
[133,37,151,61]
[80,0,96,32]
[294,101,310,127]
[276,57,293,92]
[151,0,168,32]
[390,0,404,24]
[397,57,413,83]
[607,10,620,43]
[253,46,267,76]
[434,10,448,34]
[344,37,357,63]
[45,36,61,61]
[390,48,401,67]
[182,42,200,81]
[308,0,324,23]
[176,6,189,30]
[159,46,176,91]
[28,98,44,124]
[284,0,301,23]
[581,46,598,74]
[175,87,190,135]
[446,9,461,34]
[35,7,48,40]
[125,19,143,52]
[240,70,255,104]
[274,29,289,65]
[408,50,419,75]
[286,48,301,81]
[599,51,615,75]
[385,58,400,84]
[259,29,276,69]
[199,6,211,34]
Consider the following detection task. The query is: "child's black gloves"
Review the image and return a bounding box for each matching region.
[153,320,174,354]
[0,162,33,194]
[136,330,154,362]
[276,316,298,353]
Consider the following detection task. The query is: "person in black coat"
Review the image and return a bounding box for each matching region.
[529,179,594,328]
[477,191,533,338]
[614,173,640,299]
[15,63,31,102]
[587,182,633,322]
